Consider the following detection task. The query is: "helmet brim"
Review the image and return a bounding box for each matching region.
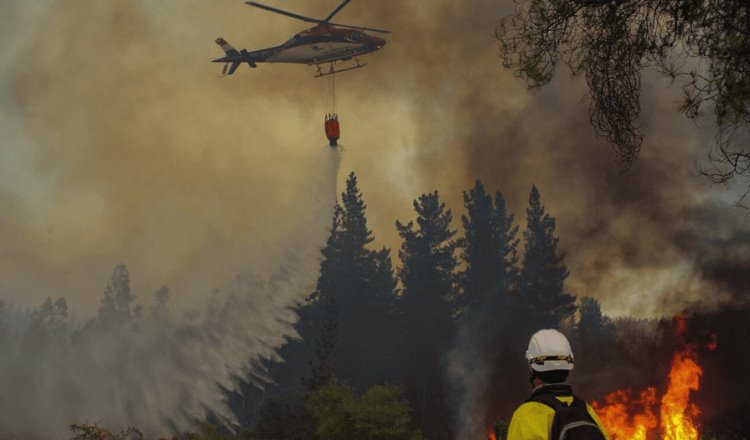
[530,360,574,372]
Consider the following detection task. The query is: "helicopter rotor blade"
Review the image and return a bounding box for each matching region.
[244,1,321,24]
[323,0,353,23]
[327,22,390,33]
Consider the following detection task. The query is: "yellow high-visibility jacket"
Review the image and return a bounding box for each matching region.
[507,395,610,440]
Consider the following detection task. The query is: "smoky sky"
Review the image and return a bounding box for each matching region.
[0,0,747,318]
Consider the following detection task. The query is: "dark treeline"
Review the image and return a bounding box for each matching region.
[238,174,577,440]
[2,172,749,439]
[236,172,750,440]
[241,173,750,440]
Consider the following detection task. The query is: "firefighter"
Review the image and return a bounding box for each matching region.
[507,329,610,440]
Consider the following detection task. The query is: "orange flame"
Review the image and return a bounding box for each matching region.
[487,429,497,440]
[593,319,709,440]
[592,388,658,440]
[660,347,702,440]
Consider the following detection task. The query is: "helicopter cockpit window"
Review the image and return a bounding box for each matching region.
[347,32,362,42]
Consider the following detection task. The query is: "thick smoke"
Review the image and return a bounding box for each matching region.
[2,0,748,438]
[446,322,498,440]
[3,0,744,321]
[0,0,343,311]
[0,147,339,437]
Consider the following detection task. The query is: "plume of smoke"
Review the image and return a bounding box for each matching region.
[0,148,340,438]
[446,300,527,440]
[446,324,494,440]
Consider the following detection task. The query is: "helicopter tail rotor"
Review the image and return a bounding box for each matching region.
[214,39,258,75]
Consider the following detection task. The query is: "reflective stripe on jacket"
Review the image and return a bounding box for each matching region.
[507,395,610,440]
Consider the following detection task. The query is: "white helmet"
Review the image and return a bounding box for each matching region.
[525,329,574,372]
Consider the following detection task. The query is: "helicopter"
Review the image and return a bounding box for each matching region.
[213,0,388,77]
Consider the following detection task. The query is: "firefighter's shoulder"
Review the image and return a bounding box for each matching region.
[507,401,555,440]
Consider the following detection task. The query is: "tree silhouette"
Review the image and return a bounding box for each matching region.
[22,297,69,353]
[304,296,338,392]
[98,264,136,326]
[458,180,519,320]
[396,191,458,440]
[520,186,576,328]
[454,181,522,436]
[309,172,398,389]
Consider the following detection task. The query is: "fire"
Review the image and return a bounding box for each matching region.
[591,388,657,440]
[487,429,497,440]
[660,347,702,440]
[593,318,710,440]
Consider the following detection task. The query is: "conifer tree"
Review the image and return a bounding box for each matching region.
[298,173,398,390]
[312,205,344,304]
[397,191,458,327]
[459,180,496,315]
[23,297,69,352]
[396,191,457,440]
[458,180,519,319]
[520,186,576,328]
[151,285,170,318]
[577,296,614,343]
[452,182,520,437]
[492,191,520,292]
[304,296,338,392]
[154,285,169,308]
[573,296,617,398]
[339,172,374,264]
[98,264,136,326]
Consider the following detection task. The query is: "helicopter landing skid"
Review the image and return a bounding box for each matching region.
[315,58,367,78]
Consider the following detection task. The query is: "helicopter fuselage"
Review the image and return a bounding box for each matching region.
[267,25,385,64]
[213,25,385,75]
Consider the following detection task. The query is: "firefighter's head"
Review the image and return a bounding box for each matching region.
[526,329,574,384]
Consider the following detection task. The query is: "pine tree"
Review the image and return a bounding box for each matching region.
[98,264,136,326]
[572,296,617,398]
[152,285,170,317]
[370,247,398,316]
[304,296,338,392]
[396,191,458,440]
[23,297,69,352]
[397,191,458,327]
[492,191,520,293]
[313,173,378,311]
[274,172,398,394]
[577,296,614,343]
[453,181,521,438]
[154,285,169,307]
[312,204,344,304]
[330,173,397,388]
[458,180,519,319]
[339,172,374,265]
[520,185,576,329]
